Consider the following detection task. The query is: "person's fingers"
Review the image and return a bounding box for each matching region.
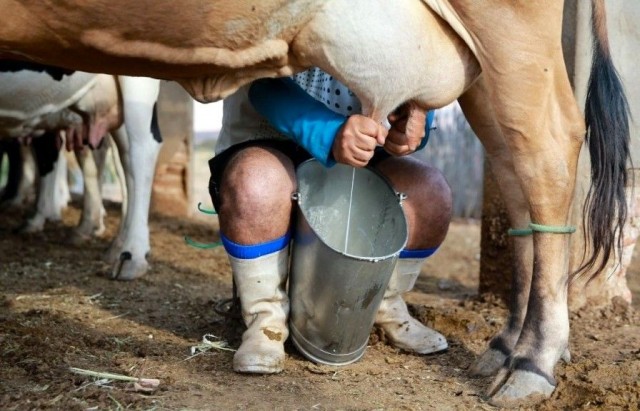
[404,104,427,150]
[404,120,424,151]
[389,116,409,133]
[360,120,381,139]
[375,123,388,145]
[353,133,379,151]
[384,140,411,156]
[387,103,409,124]
[334,149,370,167]
[385,127,417,156]
[348,154,371,168]
[386,128,408,145]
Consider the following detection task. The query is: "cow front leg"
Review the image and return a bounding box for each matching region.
[106,77,161,280]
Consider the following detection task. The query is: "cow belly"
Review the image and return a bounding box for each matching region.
[292,0,480,120]
[0,71,97,136]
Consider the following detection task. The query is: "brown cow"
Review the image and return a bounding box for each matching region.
[0,0,629,406]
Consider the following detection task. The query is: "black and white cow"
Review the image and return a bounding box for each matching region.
[0,63,162,280]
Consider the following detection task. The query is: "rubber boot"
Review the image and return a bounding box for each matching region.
[230,248,290,373]
[375,258,448,354]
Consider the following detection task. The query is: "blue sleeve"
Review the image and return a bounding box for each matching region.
[248,77,345,167]
[416,110,435,152]
[249,77,435,162]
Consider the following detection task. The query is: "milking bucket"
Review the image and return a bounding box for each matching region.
[289,159,408,365]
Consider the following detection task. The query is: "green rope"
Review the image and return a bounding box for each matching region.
[507,228,534,236]
[183,203,221,249]
[197,202,217,215]
[184,236,222,249]
[529,222,576,234]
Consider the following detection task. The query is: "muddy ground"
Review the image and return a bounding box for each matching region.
[0,201,639,410]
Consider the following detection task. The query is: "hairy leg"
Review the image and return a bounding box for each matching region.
[218,146,296,243]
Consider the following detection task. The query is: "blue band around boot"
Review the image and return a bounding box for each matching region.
[221,232,291,259]
[399,247,439,259]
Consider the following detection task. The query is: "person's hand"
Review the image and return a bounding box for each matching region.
[385,102,428,156]
[332,115,387,167]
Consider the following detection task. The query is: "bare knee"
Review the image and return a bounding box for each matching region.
[218,147,296,243]
[376,157,452,249]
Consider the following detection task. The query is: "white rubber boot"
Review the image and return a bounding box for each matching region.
[230,248,290,374]
[375,258,448,354]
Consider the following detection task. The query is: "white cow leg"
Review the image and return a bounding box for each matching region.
[70,143,107,244]
[14,145,37,206]
[19,147,68,233]
[1,144,36,210]
[110,133,128,228]
[107,77,161,280]
[103,133,128,263]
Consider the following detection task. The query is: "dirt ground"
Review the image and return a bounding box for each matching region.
[1,201,639,411]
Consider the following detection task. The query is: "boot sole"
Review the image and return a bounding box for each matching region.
[234,364,283,374]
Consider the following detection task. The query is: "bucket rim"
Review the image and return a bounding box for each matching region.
[294,159,408,261]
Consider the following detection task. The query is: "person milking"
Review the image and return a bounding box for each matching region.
[208,68,452,373]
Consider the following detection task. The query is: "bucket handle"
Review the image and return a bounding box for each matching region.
[294,191,405,204]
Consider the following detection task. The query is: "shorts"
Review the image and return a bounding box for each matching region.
[208,139,391,212]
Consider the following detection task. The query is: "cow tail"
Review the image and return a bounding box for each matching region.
[578,0,631,280]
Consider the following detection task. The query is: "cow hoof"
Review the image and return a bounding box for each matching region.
[111,252,149,280]
[561,347,571,363]
[15,221,44,234]
[488,369,555,407]
[68,230,92,246]
[469,348,507,377]
[103,243,123,264]
[93,225,106,237]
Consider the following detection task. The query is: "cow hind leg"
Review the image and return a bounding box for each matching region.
[480,58,584,410]
[458,82,574,379]
[69,142,108,244]
[456,79,537,378]
[13,145,37,207]
[428,1,593,404]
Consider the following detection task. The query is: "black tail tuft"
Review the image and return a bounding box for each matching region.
[577,3,631,280]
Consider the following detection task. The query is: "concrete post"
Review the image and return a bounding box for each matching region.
[152,81,194,217]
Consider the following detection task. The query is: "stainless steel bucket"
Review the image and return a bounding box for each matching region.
[289,159,408,365]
